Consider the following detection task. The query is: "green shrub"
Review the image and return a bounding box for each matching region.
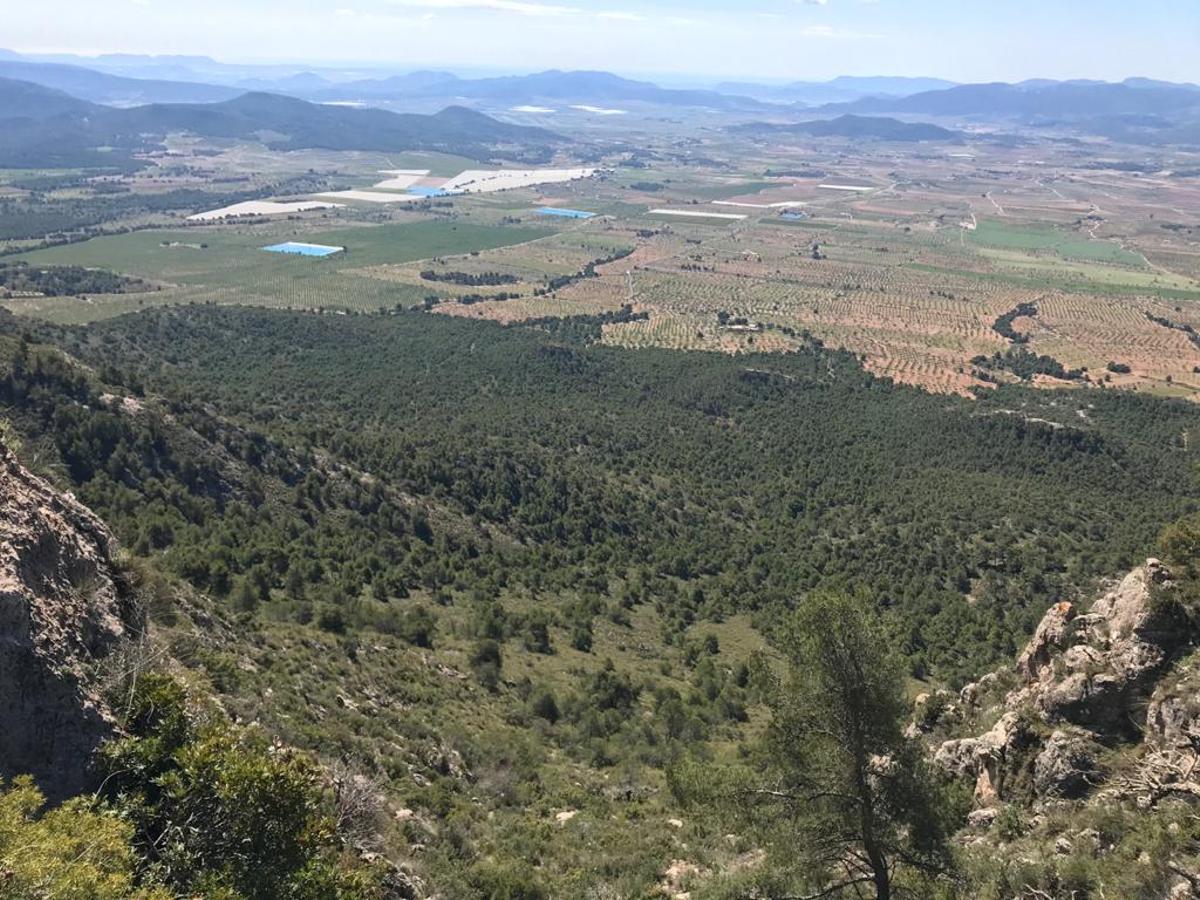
[471,639,503,691]
[529,689,560,724]
[98,674,379,899]
[467,860,548,900]
[0,776,169,900]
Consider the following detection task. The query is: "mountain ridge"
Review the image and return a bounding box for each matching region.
[0,77,566,166]
[733,113,962,142]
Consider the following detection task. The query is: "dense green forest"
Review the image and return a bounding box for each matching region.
[5,301,1200,897]
[0,260,151,296]
[3,304,1197,683]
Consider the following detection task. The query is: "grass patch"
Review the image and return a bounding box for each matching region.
[970,219,1145,267]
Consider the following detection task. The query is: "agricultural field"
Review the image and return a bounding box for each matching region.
[6,220,555,322]
[3,120,1200,399]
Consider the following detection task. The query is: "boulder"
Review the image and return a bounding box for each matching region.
[1146,672,1200,750]
[966,807,999,829]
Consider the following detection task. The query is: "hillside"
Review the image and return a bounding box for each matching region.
[0,75,94,120]
[733,113,961,142]
[3,303,1200,896]
[0,58,241,104]
[0,442,138,799]
[911,555,1200,896]
[107,93,564,151]
[837,79,1200,119]
[0,79,567,167]
[8,304,1200,684]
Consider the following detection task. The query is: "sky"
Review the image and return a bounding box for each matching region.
[5,0,1199,84]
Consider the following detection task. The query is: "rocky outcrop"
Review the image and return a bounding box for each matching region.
[931,559,1196,807]
[1032,728,1101,799]
[1146,663,1200,751]
[1016,600,1078,682]
[0,444,138,798]
[1018,560,1188,735]
[935,711,1030,805]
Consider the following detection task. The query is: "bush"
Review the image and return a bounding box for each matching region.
[467,861,548,900]
[523,611,553,655]
[570,618,593,652]
[471,639,503,691]
[98,674,379,899]
[0,776,169,899]
[317,604,347,634]
[530,689,560,724]
[995,804,1027,841]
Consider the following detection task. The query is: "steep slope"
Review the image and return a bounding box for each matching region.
[0,443,139,799]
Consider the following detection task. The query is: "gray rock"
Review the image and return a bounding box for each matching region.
[1033,729,1100,799]
[1146,665,1200,750]
[967,807,999,828]
[0,445,139,799]
[1017,601,1079,682]
[935,711,1028,804]
[1023,563,1190,737]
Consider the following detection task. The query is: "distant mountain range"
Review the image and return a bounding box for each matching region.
[815,79,1200,145]
[0,76,564,167]
[1,48,1199,149]
[0,59,241,105]
[0,51,775,112]
[302,69,775,112]
[835,79,1200,119]
[715,76,958,106]
[733,114,961,142]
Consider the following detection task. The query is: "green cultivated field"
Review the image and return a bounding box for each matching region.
[7,220,553,322]
[969,218,1146,266]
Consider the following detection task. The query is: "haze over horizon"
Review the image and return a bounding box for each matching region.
[6,0,1198,85]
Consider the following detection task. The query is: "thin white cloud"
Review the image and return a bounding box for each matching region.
[799,23,880,38]
[596,10,643,21]
[388,0,577,15]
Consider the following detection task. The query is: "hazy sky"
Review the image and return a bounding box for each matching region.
[6,0,1198,83]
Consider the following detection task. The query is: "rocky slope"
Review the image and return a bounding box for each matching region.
[914,558,1200,895]
[0,443,140,798]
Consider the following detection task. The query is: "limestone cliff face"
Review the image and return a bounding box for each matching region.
[0,444,137,798]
